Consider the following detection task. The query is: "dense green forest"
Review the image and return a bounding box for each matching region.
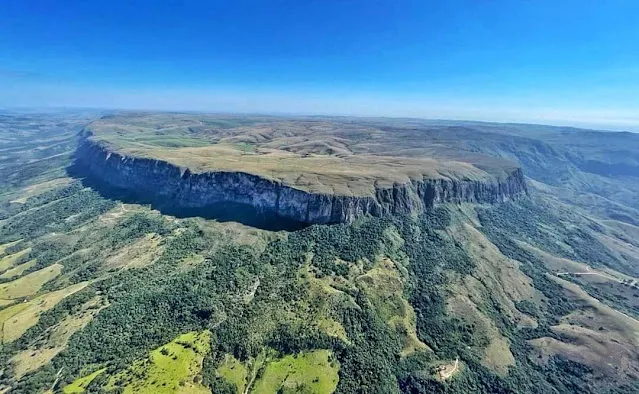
[6,204,637,393]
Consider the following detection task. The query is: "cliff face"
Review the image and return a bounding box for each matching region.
[76,139,528,224]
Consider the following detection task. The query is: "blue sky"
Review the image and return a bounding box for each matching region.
[1,0,639,129]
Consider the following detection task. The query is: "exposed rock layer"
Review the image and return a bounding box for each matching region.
[76,138,528,224]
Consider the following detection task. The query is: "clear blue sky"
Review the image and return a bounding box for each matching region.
[1,0,639,129]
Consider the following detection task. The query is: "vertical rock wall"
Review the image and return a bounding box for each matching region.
[76,140,528,224]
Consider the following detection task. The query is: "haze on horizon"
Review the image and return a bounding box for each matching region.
[1,0,638,131]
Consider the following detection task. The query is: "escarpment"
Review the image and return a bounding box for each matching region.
[76,137,528,225]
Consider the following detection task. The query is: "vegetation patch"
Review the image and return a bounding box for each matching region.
[62,368,106,394]
[103,233,164,270]
[0,259,37,280]
[104,330,211,393]
[0,263,62,300]
[356,258,429,356]
[0,248,31,273]
[0,282,88,343]
[299,264,350,342]
[215,354,248,393]
[250,350,339,394]
[10,178,73,205]
[0,240,23,257]
[477,200,639,389]
[11,296,107,378]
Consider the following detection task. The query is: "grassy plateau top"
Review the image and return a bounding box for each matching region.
[84,113,521,197]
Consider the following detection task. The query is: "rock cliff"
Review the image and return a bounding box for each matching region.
[76,138,528,224]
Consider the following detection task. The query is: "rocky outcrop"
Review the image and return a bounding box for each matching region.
[75,138,528,224]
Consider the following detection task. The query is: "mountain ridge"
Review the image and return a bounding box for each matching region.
[76,134,528,225]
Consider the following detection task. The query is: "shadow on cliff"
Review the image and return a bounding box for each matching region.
[66,162,309,231]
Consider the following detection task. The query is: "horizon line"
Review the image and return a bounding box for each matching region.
[1,104,637,134]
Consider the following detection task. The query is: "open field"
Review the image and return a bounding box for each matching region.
[101,331,211,394]
[216,354,248,393]
[63,368,106,394]
[0,264,62,300]
[0,282,89,343]
[251,350,339,394]
[0,249,30,273]
[0,259,37,280]
[216,349,339,394]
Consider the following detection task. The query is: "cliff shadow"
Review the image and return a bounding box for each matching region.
[66,161,309,231]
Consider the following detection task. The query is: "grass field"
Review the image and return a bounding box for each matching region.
[215,349,339,394]
[103,331,211,394]
[250,350,338,394]
[0,263,62,300]
[216,354,248,393]
[0,248,30,273]
[0,259,36,280]
[63,368,106,394]
[0,282,89,343]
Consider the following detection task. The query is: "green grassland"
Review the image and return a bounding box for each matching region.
[215,349,339,394]
[0,248,31,273]
[63,368,106,393]
[61,331,212,394]
[0,282,89,343]
[0,263,62,300]
[103,331,211,393]
[215,354,248,393]
[0,259,37,279]
[251,350,338,394]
